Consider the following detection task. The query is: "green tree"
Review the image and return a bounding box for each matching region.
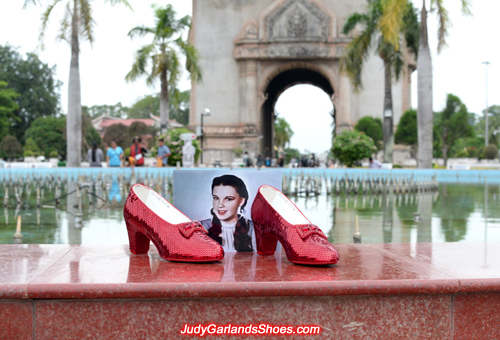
[126,5,202,133]
[341,0,419,163]
[274,116,294,151]
[434,94,473,167]
[0,45,61,142]
[157,128,201,166]
[0,135,23,160]
[24,116,66,159]
[0,81,20,141]
[24,0,132,167]
[102,124,130,150]
[331,130,377,167]
[128,94,159,119]
[395,109,418,158]
[354,116,383,150]
[82,102,128,119]
[23,138,42,157]
[379,0,471,168]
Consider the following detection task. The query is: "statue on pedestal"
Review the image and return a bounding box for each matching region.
[180,133,197,168]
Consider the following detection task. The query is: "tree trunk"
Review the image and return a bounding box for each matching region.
[383,58,394,163]
[159,68,169,134]
[442,144,448,167]
[417,1,433,169]
[66,0,82,167]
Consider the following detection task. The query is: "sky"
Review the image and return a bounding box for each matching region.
[1,0,500,155]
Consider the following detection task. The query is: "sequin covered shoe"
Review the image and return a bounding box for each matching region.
[251,185,339,265]
[123,184,224,262]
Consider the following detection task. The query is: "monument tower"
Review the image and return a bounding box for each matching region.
[190,0,414,164]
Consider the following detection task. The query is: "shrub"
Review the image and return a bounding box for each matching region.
[23,150,34,157]
[354,116,382,150]
[483,144,499,160]
[49,150,58,158]
[331,130,376,167]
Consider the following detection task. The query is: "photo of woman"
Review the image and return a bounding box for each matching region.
[199,175,255,252]
[172,169,282,253]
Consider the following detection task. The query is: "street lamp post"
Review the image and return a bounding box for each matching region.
[200,108,211,164]
[483,61,490,146]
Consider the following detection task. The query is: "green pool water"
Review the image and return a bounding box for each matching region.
[0,182,498,245]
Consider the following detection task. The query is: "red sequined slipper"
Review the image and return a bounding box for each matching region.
[251,185,339,265]
[123,184,224,262]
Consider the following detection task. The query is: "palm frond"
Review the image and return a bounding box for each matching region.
[126,43,156,82]
[39,0,64,49]
[23,0,40,9]
[56,3,71,43]
[175,37,202,82]
[104,0,133,11]
[79,0,95,45]
[342,13,370,35]
[378,0,407,49]
[434,0,450,53]
[128,26,155,39]
[460,0,472,15]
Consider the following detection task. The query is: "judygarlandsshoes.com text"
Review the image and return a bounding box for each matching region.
[180,323,321,337]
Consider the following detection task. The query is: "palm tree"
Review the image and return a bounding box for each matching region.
[126,5,202,134]
[341,0,419,163]
[24,0,132,167]
[274,116,294,151]
[379,0,471,168]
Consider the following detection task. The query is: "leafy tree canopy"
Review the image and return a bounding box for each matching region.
[0,44,61,142]
[0,81,20,141]
[354,116,383,150]
[395,109,417,146]
[331,130,376,167]
[82,102,128,119]
[128,94,159,119]
[24,116,66,159]
[434,94,474,166]
[0,135,22,160]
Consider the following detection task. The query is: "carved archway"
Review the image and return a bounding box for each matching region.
[260,66,334,157]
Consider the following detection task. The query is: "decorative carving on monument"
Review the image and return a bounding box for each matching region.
[287,7,307,37]
[266,0,330,41]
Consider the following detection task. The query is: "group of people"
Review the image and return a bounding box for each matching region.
[86,137,171,168]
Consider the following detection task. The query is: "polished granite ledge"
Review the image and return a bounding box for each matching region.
[1,242,499,300]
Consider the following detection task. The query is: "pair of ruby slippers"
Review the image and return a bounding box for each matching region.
[123,184,339,265]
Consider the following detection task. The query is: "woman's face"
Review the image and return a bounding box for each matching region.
[212,184,245,223]
[111,141,117,148]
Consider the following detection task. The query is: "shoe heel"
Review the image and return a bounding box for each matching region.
[126,221,150,254]
[255,224,278,255]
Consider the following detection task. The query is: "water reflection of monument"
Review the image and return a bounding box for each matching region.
[66,181,82,244]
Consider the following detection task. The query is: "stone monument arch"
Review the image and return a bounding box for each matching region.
[190,0,413,165]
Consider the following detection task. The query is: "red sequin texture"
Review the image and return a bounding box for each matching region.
[251,185,339,265]
[123,184,224,262]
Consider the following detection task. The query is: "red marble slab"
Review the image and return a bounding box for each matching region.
[34,294,453,340]
[26,243,459,299]
[0,244,73,298]
[453,292,500,340]
[366,242,500,292]
[0,300,33,340]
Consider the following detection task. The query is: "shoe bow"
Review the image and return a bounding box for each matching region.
[295,224,326,239]
[177,221,208,238]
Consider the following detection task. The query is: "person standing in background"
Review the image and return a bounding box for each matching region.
[87,142,104,167]
[156,138,172,167]
[107,140,123,167]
